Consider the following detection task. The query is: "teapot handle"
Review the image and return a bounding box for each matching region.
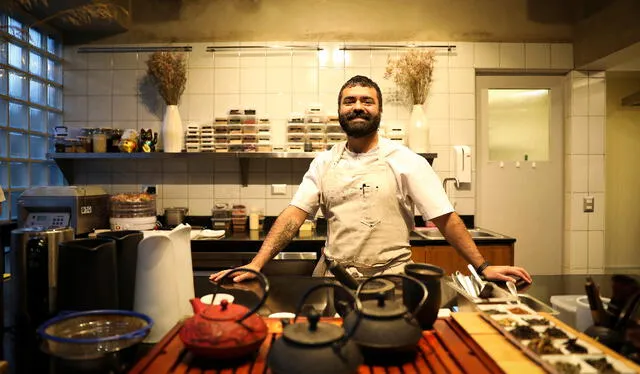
[211,268,270,322]
[357,274,428,321]
[293,282,363,342]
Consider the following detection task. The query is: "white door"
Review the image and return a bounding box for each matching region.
[476,76,564,275]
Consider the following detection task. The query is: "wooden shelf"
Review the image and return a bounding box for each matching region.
[48,152,438,186]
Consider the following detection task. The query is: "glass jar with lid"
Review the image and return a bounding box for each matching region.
[92,128,107,153]
[80,128,94,152]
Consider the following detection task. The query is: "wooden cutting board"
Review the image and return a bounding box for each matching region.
[129,317,506,374]
[451,312,546,374]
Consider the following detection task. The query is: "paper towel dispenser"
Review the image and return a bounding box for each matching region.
[453,145,471,184]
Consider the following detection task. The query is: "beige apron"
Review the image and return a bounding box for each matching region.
[312,141,412,277]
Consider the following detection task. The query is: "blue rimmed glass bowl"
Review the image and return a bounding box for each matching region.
[37,310,153,360]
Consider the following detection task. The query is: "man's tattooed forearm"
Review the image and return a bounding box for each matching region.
[269,219,299,252]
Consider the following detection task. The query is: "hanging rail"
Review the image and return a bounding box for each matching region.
[76,46,193,53]
[340,44,456,51]
[206,45,323,52]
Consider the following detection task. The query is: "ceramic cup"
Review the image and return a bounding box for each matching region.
[403,263,444,330]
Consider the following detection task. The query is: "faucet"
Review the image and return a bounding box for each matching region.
[442,177,459,196]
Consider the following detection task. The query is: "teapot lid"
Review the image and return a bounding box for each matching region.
[360,293,407,318]
[283,311,344,346]
[201,299,249,321]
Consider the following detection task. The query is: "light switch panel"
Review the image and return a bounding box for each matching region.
[272,184,287,195]
[583,196,594,213]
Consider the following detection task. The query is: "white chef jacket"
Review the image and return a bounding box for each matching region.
[290,137,454,226]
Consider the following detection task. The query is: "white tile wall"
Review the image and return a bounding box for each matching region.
[563,71,607,274]
[499,43,525,69]
[525,44,550,69]
[63,41,577,219]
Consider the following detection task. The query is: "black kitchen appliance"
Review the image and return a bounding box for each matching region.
[57,238,120,312]
[11,226,75,373]
[96,230,143,310]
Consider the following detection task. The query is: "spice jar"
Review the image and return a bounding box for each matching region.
[80,128,94,152]
[92,128,107,153]
[54,139,66,153]
[76,137,89,153]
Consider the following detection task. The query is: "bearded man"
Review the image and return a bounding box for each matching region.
[212,75,531,283]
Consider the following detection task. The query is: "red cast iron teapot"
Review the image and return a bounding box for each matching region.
[179,268,269,359]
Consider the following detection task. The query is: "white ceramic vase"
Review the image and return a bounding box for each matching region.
[407,104,429,153]
[162,105,183,153]
[408,104,429,153]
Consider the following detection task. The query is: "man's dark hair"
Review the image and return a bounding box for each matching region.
[338,75,383,111]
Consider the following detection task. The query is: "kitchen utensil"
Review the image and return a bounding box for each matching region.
[585,276,610,327]
[506,281,521,305]
[327,259,360,290]
[454,271,474,298]
[329,259,395,317]
[267,282,363,374]
[467,264,495,299]
[38,310,152,360]
[164,207,188,226]
[403,263,444,330]
[343,274,427,365]
[134,224,194,343]
[179,268,269,359]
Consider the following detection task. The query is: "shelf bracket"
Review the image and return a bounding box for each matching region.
[54,159,75,185]
[239,158,250,187]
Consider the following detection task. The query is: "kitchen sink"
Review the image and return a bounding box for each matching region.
[413,228,504,240]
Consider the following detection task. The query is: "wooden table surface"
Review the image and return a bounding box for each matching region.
[129,316,507,374]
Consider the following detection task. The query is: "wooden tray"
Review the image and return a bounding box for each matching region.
[129,317,505,374]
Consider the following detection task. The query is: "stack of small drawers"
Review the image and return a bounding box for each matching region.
[286,112,306,152]
[286,105,334,152]
[326,116,347,148]
[385,121,407,145]
[200,124,215,152]
[256,116,271,152]
[185,124,201,152]
[305,105,328,152]
[212,109,271,152]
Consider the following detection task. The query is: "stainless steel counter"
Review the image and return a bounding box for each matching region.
[194,273,637,316]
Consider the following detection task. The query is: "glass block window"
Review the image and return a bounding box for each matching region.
[0,14,64,221]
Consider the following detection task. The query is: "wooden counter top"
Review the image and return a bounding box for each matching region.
[129,313,640,373]
[129,317,505,374]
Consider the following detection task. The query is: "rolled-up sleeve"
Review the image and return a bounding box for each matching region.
[396,153,454,221]
[290,156,324,217]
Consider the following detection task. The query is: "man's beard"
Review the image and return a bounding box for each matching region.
[338,111,381,138]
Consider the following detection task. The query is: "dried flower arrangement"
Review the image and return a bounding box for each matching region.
[384,49,436,106]
[6,0,127,30]
[146,52,187,106]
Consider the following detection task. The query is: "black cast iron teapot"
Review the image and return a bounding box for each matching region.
[267,282,364,374]
[342,274,428,365]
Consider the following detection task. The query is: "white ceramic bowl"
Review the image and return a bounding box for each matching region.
[200,293,235,305]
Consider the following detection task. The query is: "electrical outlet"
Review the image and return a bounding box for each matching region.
[271,184,287,195]
[583,196,594,213]
[141,185,157,195]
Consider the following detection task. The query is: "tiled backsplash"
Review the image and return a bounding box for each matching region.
[62,41,574,216]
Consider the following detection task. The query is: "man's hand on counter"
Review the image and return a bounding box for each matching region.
[209,263,261,283]
[483,265,532,285]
